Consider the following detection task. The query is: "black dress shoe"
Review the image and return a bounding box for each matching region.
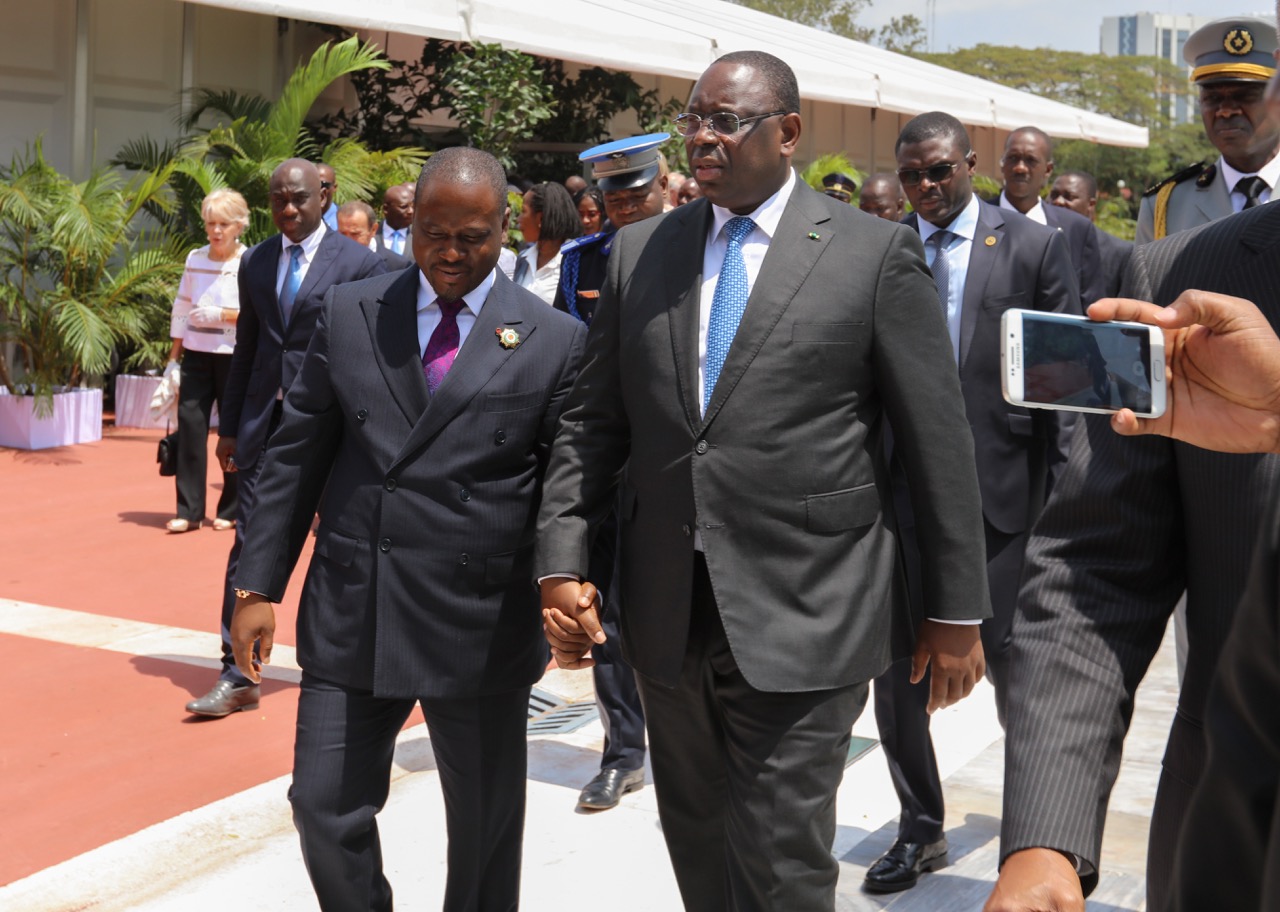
[863,837,949,893]
[577,767,645,810]
[185,680,261,717]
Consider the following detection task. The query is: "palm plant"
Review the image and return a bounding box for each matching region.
[0,139,187,410]
[113,37,412,245]
[800,152,865,196]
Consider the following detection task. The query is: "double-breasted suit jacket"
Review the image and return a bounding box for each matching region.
[235,267,587,697]
[1001,201,1280,907]
[536,182,991,693]
[220,229,385,472]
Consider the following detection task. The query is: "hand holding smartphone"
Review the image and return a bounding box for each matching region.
[1001,309,1166,418]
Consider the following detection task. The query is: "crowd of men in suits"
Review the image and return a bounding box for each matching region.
[164,9,1280,911]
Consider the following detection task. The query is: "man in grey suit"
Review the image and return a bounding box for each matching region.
[985,181,1280,912]
[229,148,586,911]
[536,51,990,911]
[184,158,386,718]
[864,112,1080,894]
[1136,17,1279,244]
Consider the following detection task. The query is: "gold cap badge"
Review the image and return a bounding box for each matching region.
[1225,29,1254,56]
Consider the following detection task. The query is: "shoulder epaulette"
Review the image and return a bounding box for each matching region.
[559,230,612,255]
[1144,161,1208,197]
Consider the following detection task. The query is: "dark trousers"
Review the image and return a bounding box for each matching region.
[290,673,530,912]
[872,519,1025,843]
[593,588,647,773]
[174,349,238,522]
[636,554,869,912]
[218,401,282,685]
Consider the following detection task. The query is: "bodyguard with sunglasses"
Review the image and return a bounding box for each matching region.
[537,52,990,911]
[862,111,1080,895]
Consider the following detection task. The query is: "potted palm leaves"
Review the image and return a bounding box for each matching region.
[0,139,185,449]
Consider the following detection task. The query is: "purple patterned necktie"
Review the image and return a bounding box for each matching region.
[422,298,465,395]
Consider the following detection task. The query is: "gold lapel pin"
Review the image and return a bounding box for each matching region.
[496,327,521,349]
[808,231,820,240]
[984,235,997,247]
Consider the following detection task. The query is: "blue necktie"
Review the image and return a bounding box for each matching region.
[280,244,304,324]
[392,230,405,255]
[704,216,756,412]
[927,230,952,315]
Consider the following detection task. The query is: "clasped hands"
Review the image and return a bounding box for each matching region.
[541,578,604,669]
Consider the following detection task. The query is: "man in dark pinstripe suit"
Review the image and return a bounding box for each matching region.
[985,191,1280,911]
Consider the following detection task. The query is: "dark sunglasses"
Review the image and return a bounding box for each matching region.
[674,111,787,137]
[896,162,963,187]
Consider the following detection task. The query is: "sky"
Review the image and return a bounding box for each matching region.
[858,2,1274,54]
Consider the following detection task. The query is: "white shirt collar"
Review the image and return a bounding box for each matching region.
[919,194,981,243]
[707,168,796,244]
[282,223,326,259]
[416,266,496,316]
[383,222,408,240]
[998,191,1047,225]
[1218,153,1280,195]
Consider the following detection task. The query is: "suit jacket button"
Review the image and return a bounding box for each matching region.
[460,488,471,502]
[494,430,506,445]
[356,409,368,421]
[695,440,709,455]
[379,538,391,552]
[459,553,469,566]
[384,477,397,492]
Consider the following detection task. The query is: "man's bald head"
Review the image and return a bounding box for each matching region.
[858,173,906,221]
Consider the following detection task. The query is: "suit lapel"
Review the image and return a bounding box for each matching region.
[362,267,428,427]
[665,201,713,431]
[960,201,1003,371]
[289,230,341,327]
[701,186,831,428]
[392,273,531,468]
[253,235,284,340]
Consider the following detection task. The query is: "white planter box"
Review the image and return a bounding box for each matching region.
[0,387,103,450]
[113,373,218,430]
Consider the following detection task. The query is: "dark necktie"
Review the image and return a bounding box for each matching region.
[1234,175,1267,209]
[704,216,756,412]
[422,298,465,395]
[513,252,532,287]
[279,245,304,324]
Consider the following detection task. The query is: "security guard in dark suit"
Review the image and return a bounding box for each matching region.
[1137,16,1280,243]
[553,134,669,810]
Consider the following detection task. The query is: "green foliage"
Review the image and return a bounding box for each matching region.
[799,152,865,193]
[1097,197,1136,241]
[0,140,186,408]
[875,15,927,54]
[113,37,395,247]
[971,174,1002,200]
[729,0,874,41]
[916,45,1187,129]
[442,43,556,170]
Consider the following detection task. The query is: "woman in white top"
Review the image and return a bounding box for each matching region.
[513,182,582,304]
[164,189,249,533]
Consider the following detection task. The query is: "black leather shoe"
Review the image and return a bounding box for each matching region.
[185,680,261,717]
[577,767,645,810]
[863,837,949,893]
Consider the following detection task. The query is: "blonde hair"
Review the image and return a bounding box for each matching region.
[201,188,250,230]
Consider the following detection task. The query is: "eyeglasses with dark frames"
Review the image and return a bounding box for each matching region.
[674,111,788,137]
[896,161,964,187]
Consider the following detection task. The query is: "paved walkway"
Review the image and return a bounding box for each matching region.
[0,428,1171,910]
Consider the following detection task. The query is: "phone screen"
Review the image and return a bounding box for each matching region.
[1021,315,1154,413]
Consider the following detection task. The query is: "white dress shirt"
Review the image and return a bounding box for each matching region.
[415,268,496,358]
[514,246,562,305]
[698,168,797,413]
[277,224,327,301]
[998,191,1048,225]
[1219,154,1280,211]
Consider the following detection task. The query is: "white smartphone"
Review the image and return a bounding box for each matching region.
[1001,309,1166,418]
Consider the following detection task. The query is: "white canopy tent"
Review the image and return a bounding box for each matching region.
[187,0,1148,150]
